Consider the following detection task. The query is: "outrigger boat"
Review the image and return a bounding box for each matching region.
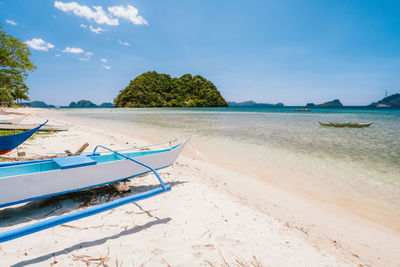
[319,122,372,128]
[0,120,48,155]
[0,123,69,132]
[0,139,187,242]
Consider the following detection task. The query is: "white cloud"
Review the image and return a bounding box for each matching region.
[54,1,118,25]
[89,25,105,34]
[79,51,94,61]
[25,38,55,51]
[101,58,107,62]
[54,1,148,26]
[5,19,17,26]
[118,39,131,46]
[62,46,93,61]
[63,46,84,53]
[80,23,104,34]
[101,65,111,69]
[55,54,61,57]
[108,5,148,25]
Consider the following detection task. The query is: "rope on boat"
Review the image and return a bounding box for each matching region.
[92,145,167,190]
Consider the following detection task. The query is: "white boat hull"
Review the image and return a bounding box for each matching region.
[0,142,186,207]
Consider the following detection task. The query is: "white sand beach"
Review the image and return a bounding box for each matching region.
[0,108,399,266]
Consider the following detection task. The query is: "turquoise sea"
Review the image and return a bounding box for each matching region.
[56,107,400,229]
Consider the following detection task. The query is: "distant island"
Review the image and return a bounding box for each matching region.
[368,93,400,108]
[114,71,228,107]
[228,101,284,107]
[22,100,114,108]
[306,99,343,108]
[62,100,114,108]
[21,101,56,108]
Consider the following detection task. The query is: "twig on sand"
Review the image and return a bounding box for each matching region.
[199,229,211,239]
[60,224,119,230]
[219,250,230,267]
[204,260,215,267]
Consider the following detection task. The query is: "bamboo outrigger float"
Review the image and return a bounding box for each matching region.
[319,122,373,128]
[0,139,187,242]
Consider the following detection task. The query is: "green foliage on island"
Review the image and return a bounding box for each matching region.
[0,25,36,106]
[114,71,228,107]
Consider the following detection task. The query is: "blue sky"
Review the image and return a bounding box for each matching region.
[1,0,399,106]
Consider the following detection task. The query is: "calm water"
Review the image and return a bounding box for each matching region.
[56,107,400,227]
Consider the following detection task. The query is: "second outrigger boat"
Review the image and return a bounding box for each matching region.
[0,120,48,155]
[319,122,372,128]
[0,139,187,242]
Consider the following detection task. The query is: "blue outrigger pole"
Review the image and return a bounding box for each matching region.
[0,145,171,243]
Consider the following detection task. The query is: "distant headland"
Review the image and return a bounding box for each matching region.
[368,93,400,108]
[306,99,343,108]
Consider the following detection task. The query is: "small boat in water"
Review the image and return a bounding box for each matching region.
[295,108,312,112]
[0,139,187,242]
[0,121,48,155]
[319,122,372,128]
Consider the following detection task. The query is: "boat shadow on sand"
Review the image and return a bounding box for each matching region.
[0,179,186,228]
[11,217,172,267]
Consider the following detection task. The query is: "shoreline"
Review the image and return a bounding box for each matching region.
[0,107,399,266]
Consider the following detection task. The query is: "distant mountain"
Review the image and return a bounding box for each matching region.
[60,100,115,108]
[99,102,114,108]
[228,101,284,107]
[21,101,56,108]
[368,93,400,108]
[306,99,343,108]
[68,100,98,108]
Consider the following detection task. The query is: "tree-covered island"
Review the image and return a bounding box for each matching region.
[114,71,228,107]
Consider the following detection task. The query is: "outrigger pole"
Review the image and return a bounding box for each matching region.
[0,145,171,243]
